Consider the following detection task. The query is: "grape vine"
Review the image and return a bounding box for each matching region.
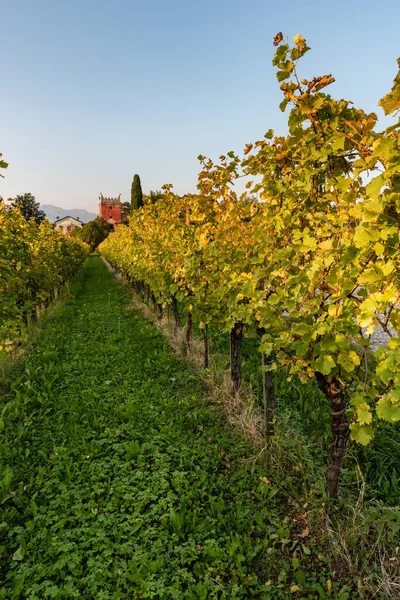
[0,204,89,353]
[99,34,400,496]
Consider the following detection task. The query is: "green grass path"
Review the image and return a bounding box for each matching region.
[1,256,335,599]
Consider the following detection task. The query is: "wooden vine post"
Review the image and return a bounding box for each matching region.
[186,312,193,352]
[204,324,209,368]
[230,322,243,393]
[261,353,276,437]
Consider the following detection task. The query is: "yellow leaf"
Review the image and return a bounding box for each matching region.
[293,34,305,48]
[290,584,301,593]
[349,423,374,445]
[356,402,373,425]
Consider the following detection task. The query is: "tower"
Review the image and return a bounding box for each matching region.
[98,193,122,231]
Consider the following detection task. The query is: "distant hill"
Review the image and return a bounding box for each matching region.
[41,204,97,224]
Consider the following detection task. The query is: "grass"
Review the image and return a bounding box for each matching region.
[191,322,400,507]
[120,267,400,598]
[0,256,398,599]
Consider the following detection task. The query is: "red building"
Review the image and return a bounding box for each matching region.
[98,193,122,230]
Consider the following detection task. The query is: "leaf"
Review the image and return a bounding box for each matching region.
[376,356,397,384]
[349,423,374,446]
[279,98,289,112]
[378,64,400,115]
[290,585,301,593]
[268,294,280,306]
[354,227,373,247]
[363,198,383,216]
[293,34,306,48]
[376,397,400,422]
[350,391,368,406]
[314,355,336,375]
[358,267,381,284]
[366,175,385,200]
[355,402,373,425]
[277,70,291,82]
[301,235,317,251]
[260,476,271,485]
[372,137,395,160]
[348,351,361,366]
[358,297,377,328]
[12,546,24,562]
[298,525,310,538]
[294,323,311,337]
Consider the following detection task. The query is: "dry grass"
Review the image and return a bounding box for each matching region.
[324,478,400,599]
[205,368,266,446]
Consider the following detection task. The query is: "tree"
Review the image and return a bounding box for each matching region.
[72,217,109,252]
[130,174,143,212]
[11,193,45,224]
[0,152,8,179]
[120,201,131,224]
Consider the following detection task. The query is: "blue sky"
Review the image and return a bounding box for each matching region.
[1,0,399,212]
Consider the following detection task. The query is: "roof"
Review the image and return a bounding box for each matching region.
[53,216,82,224]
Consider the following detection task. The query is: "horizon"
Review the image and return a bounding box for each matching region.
[1,0,399,212]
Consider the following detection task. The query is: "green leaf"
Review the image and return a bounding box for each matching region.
[272,44,289,67]
[376,356,396,384]
[294,323,310,336]
[277,70,291,82]
[314,355,336,375]
[366,175,385,200]
[12,546,24,562]
[372,137,395,160]
[376,397,400,422]
[268,294,280,305]
[350,391,368,406]
[279,98,289,112]
[378,72,400,115]
[320,338,337,352]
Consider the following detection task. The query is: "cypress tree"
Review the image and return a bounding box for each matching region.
[130,174,143,211]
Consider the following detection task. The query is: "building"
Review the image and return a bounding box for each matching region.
[54,215,83,234]
[98,193,122,230]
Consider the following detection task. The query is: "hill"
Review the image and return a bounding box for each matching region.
[41,204,97,223]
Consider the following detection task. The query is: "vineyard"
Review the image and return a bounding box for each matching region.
[99,34,400,497]
[1,32,400,599]
[0,203,89,352]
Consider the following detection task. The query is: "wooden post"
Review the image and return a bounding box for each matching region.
[261,353,276,436]
[186,312,193,352]
[171,296,180,332]
[230,322,243,393]
[204,324,209,368]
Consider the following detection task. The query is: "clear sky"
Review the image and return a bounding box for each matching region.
[1,0,399,212]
